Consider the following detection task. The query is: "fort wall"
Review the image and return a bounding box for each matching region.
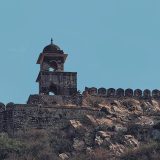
[85,87,160,99]
[1,87,160,135]
[0,104,103,135]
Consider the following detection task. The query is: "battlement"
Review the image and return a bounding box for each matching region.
[1,92,160,135]
[84,87,160,99]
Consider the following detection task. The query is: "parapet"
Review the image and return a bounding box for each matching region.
[0,102,5,112]
[85,87,160,99]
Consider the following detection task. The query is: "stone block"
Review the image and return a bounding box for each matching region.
[134,89,142,98]
[143,89,151,98]
[125,89,133,97]
[116,88,124,97]
[152,89,160,99]
[98,88,107,95]
[107,88,115,97]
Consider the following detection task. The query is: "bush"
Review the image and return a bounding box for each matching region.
[120,141,160,160]
[0,133,26,159]
[50,135,73,153]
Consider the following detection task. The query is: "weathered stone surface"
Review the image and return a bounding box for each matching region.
[6,102,14,110]
[123,135,139,148]
[125,89,133,97]
[107,88,115,97]
[100,107,111,115]
[0,103,5,112]
[88,87,97,95]
[152,89,160,99]
[134,89,142,98]
[59,153,69,160]
[97,131,111,139]
[69,120,83,129]
[37,42,77,96]
[143,89,151,98]
[116,88,124,97]
[95,135,104,146]
[98,88,107,95]
[84,115,98,127]
[109,143,125,156]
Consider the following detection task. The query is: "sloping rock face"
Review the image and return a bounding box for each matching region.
[1,96,160,159]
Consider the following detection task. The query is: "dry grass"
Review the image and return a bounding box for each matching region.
[120,141,160,160]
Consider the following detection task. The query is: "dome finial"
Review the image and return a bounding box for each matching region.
[51,38,53,44]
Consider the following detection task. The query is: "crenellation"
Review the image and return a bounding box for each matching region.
[85,87,160,99]
[98,88,107,95]
[116,88,124,97]
[125,89,134,97]
[152,89,160,99]
[143,89,151,98]
[107,88,116,97]
[134,89,142,98]
[87,87,97,95]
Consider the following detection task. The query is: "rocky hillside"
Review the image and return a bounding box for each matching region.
[0,96,160,160]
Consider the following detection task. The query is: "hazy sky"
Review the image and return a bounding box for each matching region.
[0,0,160,103]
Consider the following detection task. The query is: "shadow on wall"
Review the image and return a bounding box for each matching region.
[84,87,160,99]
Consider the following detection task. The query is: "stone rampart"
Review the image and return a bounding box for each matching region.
[27,94,82,106]
[85,87,160,99]
[1,87,160,135]
[0,104,102,135]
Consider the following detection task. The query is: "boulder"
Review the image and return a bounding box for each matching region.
[100,107,111,115]
[123,135,139,148]
[97,131,111,139]
[84,115,98,126]
[109,143,125,156]
[95,135,103,146]
[59,153,69,160]
[69,120,83,129]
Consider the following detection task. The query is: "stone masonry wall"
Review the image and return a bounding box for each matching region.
[2,104,102,135]
[1,88,160,136]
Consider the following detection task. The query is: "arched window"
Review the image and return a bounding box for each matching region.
[49,61,58,71]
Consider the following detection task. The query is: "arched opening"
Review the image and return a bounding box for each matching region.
[49,61,58,72]
[49,83,58,95]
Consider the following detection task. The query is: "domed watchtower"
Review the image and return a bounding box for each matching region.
[36,39,77,95]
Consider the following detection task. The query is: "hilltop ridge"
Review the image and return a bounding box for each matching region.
[0,94,160,159]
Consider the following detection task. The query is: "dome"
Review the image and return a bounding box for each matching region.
[43,39,61,53]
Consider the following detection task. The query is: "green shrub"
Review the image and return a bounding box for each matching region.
[0,133,26,159]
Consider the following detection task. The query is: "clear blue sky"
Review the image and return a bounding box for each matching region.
[0,0,160,104]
